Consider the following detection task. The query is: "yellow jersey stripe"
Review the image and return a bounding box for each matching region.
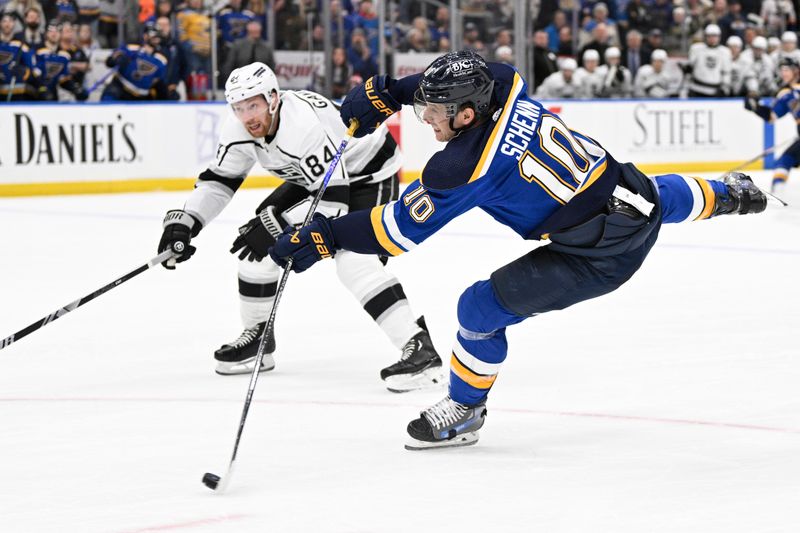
[693,177,715,220]
[573,159,608,196]
[450,354,497,389]
[370,205,404,256]
[467,73,523,184]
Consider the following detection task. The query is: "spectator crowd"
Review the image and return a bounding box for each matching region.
[1,0,799,102]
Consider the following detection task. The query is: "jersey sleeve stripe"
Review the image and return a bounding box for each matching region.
[692,177,716,220]
[468,72,525,184]
[381,201,418,251]
[682,176,707,221]
[450,353,497,389]
[370,205,405,256]
[574,159,608,194]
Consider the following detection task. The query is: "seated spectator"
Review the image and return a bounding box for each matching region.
[597,46,632,96]
[643,28,664,60]
[544,10,567,53]
[718,0,748,41]
[761,0,795,37]
[77,0,100,26]
[663,7,702,55]
[3,0,44,31]
[646,0,672,34]
[625,0,649,35]
[48,0,79,24]
[220,19,274,82]
[706,0,729,25]
[535,57,583,98]
[12,6,43,49]
[463,21,485,53]
[430,6,450,42]
[579,22,611,65]
[622,28,647,75]
[217,0,255,45]
[144,0,173,27]
[350,0,379,58]
[177,0,211,75]
[581,2,619,47]
[436,35,451,53]
[77,22,97,55]
[400,27,431,53]
[97,0,122,48]
[557,24,574,57]
[311,46,353,99]
[633,48,674,96]
[152,16,187,99]
[532,30,558,90]
[489,28,512,62]
[347,27,377,79]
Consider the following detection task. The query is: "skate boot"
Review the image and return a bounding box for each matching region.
[380,316,444,393]
[405,395,487,450]
[214,322,276,375]
[713,172,768,216]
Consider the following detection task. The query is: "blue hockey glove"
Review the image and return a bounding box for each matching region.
[340,75,401,138]
[268,213,336,273]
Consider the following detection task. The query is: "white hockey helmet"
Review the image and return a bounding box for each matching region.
[651,49,668,62]
[768,36,781,49]
[781,31,797,43]
[560,57,577,71]
[726,35,743,48]
[605,46,621,59]
[583,49,600,63]
[704,24,721,36]
[225,62,280,105]
[752,36,767,49]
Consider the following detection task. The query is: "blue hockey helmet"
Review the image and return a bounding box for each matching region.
[414,50,495,125]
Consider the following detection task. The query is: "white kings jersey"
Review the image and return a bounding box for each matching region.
[183,89,402,228]
[688,42,732,96]
[534,72,583,99]
[633,65,674,97]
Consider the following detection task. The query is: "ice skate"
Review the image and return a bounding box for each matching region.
[714,172,768,215]
[214,322,276,375]
[405,395,487,450]
[380,317,444,393]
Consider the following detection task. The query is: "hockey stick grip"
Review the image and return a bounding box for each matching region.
[0,249,175,351]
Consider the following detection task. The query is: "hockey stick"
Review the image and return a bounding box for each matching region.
[0,249,175,351]
[202,119,359,493]
[716,137,794,179]
[86,67,118,95]
[5,47,23,103]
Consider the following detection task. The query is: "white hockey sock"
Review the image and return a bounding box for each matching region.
[335,250,421,349]
[238,256,280,328]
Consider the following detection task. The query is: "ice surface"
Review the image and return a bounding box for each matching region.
[0,171,798,533]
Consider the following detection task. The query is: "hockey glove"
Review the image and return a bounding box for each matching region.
[158,210,200,269]
[744,96,772,121]
[268,213,336,273]
[230,205,287,262]
[340,75,401,138]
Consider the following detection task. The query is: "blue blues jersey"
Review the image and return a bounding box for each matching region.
[333,63,621,257]
[113,44,168,97]
[0,39,35,94]
[35,47,72,93]
[217,8,255,43]
[771,84,800,132]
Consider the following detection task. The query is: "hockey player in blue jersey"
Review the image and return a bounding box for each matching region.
[33,22,88,101]
[101,28,169,101]
[745,57,800,194]
[0,15,37,101]
[266,51,769,450]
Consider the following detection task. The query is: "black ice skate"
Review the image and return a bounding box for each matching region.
[405,395,487,450]
[380,317,444,393]
[214,322,276,375]
[713,173,768,216]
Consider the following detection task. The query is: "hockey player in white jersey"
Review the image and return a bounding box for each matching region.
[769,31,800,67]
[742,36,777,97]
[596,47,633,97]
[727,36,752,96]
[576,49,604,98]
[686,24,732,97]
[633,49,674,97]
[534,58,582,98]
[156,62,443,391]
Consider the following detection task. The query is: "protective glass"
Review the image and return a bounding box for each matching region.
[231,96,269,122]
[413,89,455,123]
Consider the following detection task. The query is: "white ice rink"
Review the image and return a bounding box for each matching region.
[1,171,798,533]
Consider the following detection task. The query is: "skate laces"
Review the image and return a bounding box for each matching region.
[229,324,262,348]
[423,396,468,429]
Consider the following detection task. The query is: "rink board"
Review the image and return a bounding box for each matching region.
[0,98,785,196]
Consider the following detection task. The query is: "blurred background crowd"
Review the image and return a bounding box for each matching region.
[1,0,799,102]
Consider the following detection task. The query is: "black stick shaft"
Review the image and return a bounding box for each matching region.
[0,249,174,350]
[215,120,358,490]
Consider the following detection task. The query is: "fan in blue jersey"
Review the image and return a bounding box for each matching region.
[101,31,169,101]
[745,57,800,195]
[217,0,256,44]
[33,22,87,101]
[267,50,771,450]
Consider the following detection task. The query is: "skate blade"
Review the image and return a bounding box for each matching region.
[384,366,445,393]
[215,355,275,376]
[404,431,479,451]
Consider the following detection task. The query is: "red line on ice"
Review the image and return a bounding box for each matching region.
[114,514,248,533]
